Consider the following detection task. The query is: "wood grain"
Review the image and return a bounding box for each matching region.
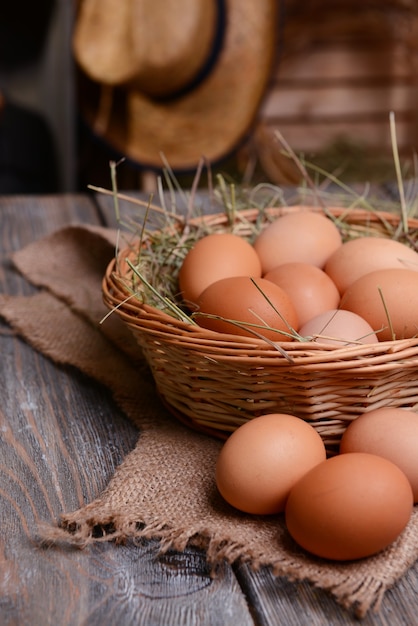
[0,195,253,626]
[260,7,418,155]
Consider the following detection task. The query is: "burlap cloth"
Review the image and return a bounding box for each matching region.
[1,224,418,618]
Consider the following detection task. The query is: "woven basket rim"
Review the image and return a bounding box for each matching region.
[103,203,418,356]
[104,260,418,352]
[186,203,418,230]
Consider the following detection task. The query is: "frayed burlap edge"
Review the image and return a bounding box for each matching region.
[37,502,418,619]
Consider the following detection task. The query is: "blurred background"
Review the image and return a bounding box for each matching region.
[0,0,74,192]
[1,0,417,194]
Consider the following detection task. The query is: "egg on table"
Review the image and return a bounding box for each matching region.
[285,452,413,560]
[340,407,418,502]
[216,413,326,515]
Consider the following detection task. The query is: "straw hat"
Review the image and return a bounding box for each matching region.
[73,0,278,171]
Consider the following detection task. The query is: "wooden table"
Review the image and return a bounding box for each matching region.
[1,192,417,625]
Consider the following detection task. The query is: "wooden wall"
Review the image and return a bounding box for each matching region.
[255,1,418,181]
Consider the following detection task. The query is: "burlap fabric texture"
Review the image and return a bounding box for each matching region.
[1,224,418,619]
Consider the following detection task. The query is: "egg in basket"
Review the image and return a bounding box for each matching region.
[103,196,418,455]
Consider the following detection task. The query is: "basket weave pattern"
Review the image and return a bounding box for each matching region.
[103,206,418,451]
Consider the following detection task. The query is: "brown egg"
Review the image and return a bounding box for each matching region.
[285,452,413,560]
[325,236,418,295]
[264,262,340,327]
[195,276,299,341]
[253,210,342,274]
[340,268,418,341]
[340,407,418,502]
[298,309,378,346]
[216,413,326,514]
[178,233,262,305]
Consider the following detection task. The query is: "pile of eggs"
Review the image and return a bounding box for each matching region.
[216,409,417,561]
[178,209,418,344]
[177,209,418,560]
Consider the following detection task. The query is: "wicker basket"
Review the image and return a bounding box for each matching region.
[102,205,418,452]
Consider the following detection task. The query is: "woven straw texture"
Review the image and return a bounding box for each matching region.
[103,205,418,451]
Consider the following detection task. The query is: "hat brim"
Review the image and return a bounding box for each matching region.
[76,0,278,171]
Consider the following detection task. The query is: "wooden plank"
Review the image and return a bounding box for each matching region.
[0,194,101,248]
[235,563,418,626]
[261,84,417,123]
[259,9,418,156]
[274,44,415,83]
[0,195,254,626]
[259,117,416,154]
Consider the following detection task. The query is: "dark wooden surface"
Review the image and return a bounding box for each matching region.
[1,193,418,625]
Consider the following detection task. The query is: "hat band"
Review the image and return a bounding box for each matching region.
[153,0,226,103]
